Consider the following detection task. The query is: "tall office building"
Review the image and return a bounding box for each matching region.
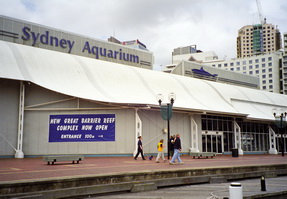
[281,33,287,94]
[205,52,283,94]
[237,22,281,58]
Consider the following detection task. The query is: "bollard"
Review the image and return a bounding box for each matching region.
[261,176,266,191]
[229,182,243,199]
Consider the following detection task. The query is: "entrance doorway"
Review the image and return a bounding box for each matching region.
[202,132,223,153]
[276,134,287,153]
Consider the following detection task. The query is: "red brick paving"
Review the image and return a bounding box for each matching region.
[0,155,286,183]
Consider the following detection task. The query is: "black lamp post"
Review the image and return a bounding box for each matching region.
[157,93,176,160]
[273,110,287,157]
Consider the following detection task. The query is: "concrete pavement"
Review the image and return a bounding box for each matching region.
[94,176,287,199]
[0,154,287,198]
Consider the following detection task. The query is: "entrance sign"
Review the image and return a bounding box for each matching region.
[49,114,115,142]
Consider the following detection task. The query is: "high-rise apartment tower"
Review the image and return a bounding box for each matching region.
[237,22,281,58]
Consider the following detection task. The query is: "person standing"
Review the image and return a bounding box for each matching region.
[170,134,183,164]
[169,135,175,157]
[134,136,146,160]
[156,139,165,163]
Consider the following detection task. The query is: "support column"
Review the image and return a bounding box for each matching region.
[268,126,278,154]
[190,116,199,152]
[234,120,243,155]
[15,81,25,158]
[133,109,142,157]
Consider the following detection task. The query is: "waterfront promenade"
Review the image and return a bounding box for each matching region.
[0,154,287,198]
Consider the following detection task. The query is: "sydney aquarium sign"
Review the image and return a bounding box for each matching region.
[21,27,139,63]
[11,26,139,64]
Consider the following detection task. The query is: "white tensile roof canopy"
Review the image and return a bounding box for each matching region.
[0,40,286,121]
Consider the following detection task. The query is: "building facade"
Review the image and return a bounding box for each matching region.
[1,16,287,159]
[0,15,154,69]
[281,33,287,95]
[205,52,284,94]
[164,61,260,89]
[171,45,218,65]
[237,23,281,58]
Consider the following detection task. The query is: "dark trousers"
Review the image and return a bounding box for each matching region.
[169,149,174,157]
[134,148,145,159]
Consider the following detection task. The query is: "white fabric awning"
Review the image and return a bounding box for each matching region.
[1,40,287,121]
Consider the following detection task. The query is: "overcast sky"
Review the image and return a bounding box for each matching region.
[1,0,286,70]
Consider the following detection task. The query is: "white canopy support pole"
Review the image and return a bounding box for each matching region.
[234,120,244,155]
[190,116,199,152]
[15,81,25,158]
[133,109,142,157]
[268,126,278,154]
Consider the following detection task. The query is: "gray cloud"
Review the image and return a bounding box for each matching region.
[1,0,286,70]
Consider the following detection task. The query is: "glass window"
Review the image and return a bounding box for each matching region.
[262,74,266,78]
[268,57,272,61]
[231,68,234,71]
[262,63,265,67]
[249,71,253,75]
[262,58,265,62]
[202,119,207,130]
[212,64,215,67]
[243,66,246,70]
[263,86,266,89]
[249,65,253,69]
[268,62,272,66]
[236,62,240,66]
[236,67,240,71]
[213,120,218,130]
[262,69,266,73]
[255,59,259,63]
[224,63,228,67]
[249,60,253,64]
[269,74,272,78]
[243,61,247,65]
[262,80,266,84]
[269,68,272,72]
[269,79,273,83]
[218,64,222,68]
[218,120,223,131]
[269,85,273,89]
[207,119,212,130]
[230,62,234,66]
[256,64,259,68]
[256,70,259,74]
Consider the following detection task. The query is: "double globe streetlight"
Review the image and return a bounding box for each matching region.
[157,93,176,160]
[272,109,287,157]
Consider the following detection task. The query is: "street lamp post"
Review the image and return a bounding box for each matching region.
[157,93,176,160]
[273,110,287,157]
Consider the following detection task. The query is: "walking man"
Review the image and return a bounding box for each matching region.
[170,134,183,164]
[134,136,146,160]
[169,135,175,157]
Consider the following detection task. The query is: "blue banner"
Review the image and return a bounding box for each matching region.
[49,114,115,142]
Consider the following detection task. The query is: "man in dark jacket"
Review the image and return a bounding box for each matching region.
[170,134,183,164]
[134,136,146,160]
[168,135,175,157]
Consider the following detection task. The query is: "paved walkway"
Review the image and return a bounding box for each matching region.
[0,155,286,184]
[93,176,287,199]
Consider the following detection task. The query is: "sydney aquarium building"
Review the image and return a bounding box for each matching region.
[0,15,287,158]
